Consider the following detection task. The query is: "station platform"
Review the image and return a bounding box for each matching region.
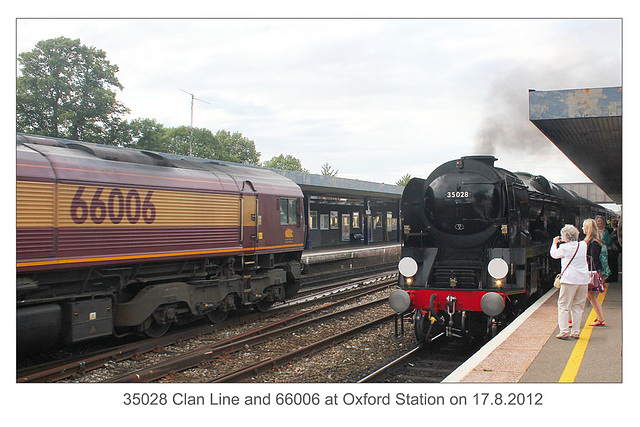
[301,243,400,277]
[443,278,622,383]
[302,242,400,264]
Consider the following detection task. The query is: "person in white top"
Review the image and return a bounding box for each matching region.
[550,224,590,339]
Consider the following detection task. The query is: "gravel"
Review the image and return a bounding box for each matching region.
[57,287,418,383]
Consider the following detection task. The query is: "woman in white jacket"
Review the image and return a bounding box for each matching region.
[550,224,590,339]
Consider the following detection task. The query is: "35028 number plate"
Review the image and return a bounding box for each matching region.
[446,191,471,198]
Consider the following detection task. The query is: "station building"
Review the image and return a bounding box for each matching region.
[270,169,403,250]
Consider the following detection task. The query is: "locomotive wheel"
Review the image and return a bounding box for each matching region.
[142,316,171,338]
[142,305,176,337]
[414,310,429,344]
[254,299,274,312]
[206,309,228,324]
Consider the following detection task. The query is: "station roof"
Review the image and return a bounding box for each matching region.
[529,86,622,204]
[270,169,403,200]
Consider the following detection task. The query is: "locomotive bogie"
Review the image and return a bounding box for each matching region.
[115,267,289,328]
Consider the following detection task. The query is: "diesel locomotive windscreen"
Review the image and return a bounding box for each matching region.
[425,172,502,235]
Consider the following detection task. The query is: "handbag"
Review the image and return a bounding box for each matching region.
[588,253,605,293]
[554,243,580,288]
[588,271,605,293]
[553,274,562,289]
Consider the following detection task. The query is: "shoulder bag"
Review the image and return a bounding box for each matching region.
[588,249,605,293]
[554,243,580,288]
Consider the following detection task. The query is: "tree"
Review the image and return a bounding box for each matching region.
[396,173,412,186]
[165,126,216,158]
[263,154,309,172]
[126,118,169,151]
[17,36,129,144]
[320,162,338,176]
[213,130,261,165]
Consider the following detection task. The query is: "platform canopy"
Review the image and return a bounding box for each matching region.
[529,86,622,204]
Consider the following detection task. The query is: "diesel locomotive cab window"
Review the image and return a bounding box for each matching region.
[425,172,501,234]
[280,198,299,225]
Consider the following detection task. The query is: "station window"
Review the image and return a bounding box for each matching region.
[309,211,318,230]
[387,212,397,231]
[320,214,329,230]
[330,211,339,229]
[280,198,299,225]
[352,212,360,228]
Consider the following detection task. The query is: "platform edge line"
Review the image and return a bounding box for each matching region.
[442,286,558,383]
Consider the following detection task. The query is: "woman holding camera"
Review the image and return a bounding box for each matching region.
[550,224,590,339]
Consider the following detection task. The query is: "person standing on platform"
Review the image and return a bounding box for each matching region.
[550,225,589,339]
[595,215,612,282]
[584,219,607,327]
[608,219,621,282]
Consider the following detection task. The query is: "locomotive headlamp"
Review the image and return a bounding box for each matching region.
[488,258,509,279]
[398,257,418,278]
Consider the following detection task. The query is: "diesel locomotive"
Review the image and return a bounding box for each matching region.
[388,155,611,344]
[17,134,304,352]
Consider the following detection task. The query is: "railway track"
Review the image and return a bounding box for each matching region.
[210,313,394,383]
[358,340,479,383]
[17,271,398,383]
[107,288,393,382]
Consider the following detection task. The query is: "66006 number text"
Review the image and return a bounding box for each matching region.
[70,187,156,225]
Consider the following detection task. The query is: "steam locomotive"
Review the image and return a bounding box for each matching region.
[17,134,304,352]
[388,155,611,344]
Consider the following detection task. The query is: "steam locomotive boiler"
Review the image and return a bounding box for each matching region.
[388,155,609,344]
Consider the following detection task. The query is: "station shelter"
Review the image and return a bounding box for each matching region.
[269,170,403,250]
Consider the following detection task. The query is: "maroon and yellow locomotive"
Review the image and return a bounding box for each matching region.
[17,134,304,351]
[389,156,610,344]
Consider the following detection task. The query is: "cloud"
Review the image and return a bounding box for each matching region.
[16,18,621,184]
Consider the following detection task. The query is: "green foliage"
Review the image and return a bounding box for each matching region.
[123,123,261,165]
[396,173,412,186]
[320,162,338,176]
[213,130,261,165]
[264,154,309,173]
[165,126,216,158]
[125,118,168,151]
[17,36,129,144]
[15,37,288,169]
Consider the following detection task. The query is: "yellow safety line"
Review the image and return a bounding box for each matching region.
[558,283,609,383]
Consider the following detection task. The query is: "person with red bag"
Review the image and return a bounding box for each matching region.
[583,219,607,327]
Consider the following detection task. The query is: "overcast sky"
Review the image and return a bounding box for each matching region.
[15,18,621,186]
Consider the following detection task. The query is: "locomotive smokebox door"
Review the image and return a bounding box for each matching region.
[63,299,113,343]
